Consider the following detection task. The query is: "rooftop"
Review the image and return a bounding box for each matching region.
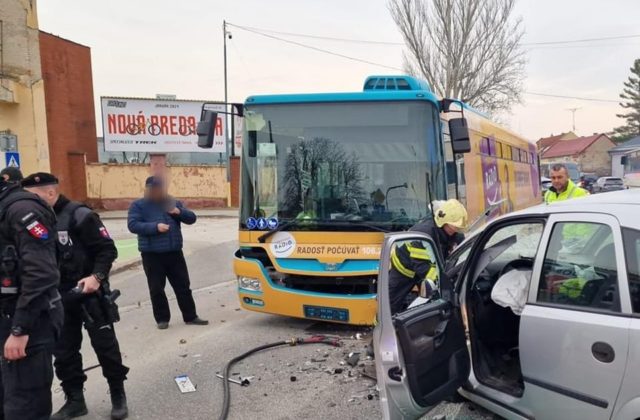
[609,135,640,153]
[542,134,611,159]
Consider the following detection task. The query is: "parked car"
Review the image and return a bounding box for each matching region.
[578,174,598,193]
[540,177,551,197]
[592,176,626,193]
[374,189,640,420]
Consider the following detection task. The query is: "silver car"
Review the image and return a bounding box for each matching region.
[374,189,640,420]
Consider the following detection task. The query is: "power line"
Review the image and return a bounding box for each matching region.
[525,92,619,103]
[522,34,640,46]
[228,22,640,48]
[227,23,404,46]
[228,24,403,72]
[228,23,622,104]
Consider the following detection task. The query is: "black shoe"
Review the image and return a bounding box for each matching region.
[157,322,169,330]
[51,388,88,420]
[109,383,129,420]
[185,317,209,326]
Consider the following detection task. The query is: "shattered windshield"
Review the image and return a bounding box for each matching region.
[240,101,445,231]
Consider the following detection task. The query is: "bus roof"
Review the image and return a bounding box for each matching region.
[245,75,442,107]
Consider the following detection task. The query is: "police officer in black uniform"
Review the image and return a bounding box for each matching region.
[0,173,63,419]
[23,173,129,420]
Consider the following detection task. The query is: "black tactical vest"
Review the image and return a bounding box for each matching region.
[0,188,54,297]
[57,201,92,285]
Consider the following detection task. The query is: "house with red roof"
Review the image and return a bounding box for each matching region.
[536,132,578,155]
[540,134,615,177]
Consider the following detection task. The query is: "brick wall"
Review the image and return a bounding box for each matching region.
[229,156,240,208]
[39,31,98,200]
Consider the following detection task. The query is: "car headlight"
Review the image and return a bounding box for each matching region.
[238,276,262,292]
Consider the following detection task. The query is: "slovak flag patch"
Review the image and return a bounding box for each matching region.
[99,226,111,239]
[26,220,49,240]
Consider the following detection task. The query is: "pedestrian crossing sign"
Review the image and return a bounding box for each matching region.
[5,152,20,168]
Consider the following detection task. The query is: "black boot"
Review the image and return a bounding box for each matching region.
[51,388,88,420]
[109,382,129,420]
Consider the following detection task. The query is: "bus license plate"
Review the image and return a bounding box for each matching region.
[303,305,349,322]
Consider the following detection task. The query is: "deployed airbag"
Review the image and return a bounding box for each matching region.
[491,269,531,315]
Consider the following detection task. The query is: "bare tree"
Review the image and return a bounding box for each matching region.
[389,0,526,115]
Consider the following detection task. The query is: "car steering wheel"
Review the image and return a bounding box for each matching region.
[498,258,534,279]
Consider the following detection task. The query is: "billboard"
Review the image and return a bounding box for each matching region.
[101,97,226,153]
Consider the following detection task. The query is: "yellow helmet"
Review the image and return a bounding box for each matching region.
[434,199,468,229]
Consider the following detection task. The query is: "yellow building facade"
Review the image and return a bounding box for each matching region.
[0,0,50,174]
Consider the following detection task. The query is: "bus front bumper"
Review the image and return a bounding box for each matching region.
[234,255,377,326]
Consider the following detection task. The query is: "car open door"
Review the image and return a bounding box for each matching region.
[374,232,470,420]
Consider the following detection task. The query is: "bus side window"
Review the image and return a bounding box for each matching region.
[442,119,466,203]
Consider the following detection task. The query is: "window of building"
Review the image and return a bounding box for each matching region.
[538,222,620,312]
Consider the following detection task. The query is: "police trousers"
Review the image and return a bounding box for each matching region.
[0,303,63,420]
[54,294,129,392]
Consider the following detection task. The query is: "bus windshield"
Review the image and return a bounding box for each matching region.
[240,101,445,231]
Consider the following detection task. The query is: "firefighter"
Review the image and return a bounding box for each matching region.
[22,173,129,420]
[388,199,468,314]
[0,173,63,419]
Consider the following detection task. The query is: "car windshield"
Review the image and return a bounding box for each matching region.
[239,101,445,231]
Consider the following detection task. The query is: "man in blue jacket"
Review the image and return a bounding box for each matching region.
[127,176,208,329]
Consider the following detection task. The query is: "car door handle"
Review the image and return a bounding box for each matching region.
[591,342,615,363]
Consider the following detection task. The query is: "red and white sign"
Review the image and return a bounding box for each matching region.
[101,97,226,153]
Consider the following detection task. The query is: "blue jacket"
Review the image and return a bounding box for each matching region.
[127,198,196,253]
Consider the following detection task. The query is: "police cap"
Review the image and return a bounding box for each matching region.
[0,167,23,182]
[21,172,59,188]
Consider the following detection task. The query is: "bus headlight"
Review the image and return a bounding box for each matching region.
[238,277,262,292]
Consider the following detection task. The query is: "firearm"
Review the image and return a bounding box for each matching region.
[69,283,122,327]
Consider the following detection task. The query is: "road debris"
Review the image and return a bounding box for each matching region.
[179,339,187,344]
[175,375,197,393]
[346,352,360,367]
[216,374,250,387]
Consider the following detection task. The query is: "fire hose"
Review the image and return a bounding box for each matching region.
[218,335,341,420]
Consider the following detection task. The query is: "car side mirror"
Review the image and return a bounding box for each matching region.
[247,131,257,157]
[197,110,219,149]
[449,118,471,154]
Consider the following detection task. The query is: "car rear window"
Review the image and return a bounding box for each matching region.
[605,178,623,185]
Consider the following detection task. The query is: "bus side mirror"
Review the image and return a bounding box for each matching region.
[197,111,218,148]
[621,156,628,165]
[449,118,471,154]
[248,131,257,157]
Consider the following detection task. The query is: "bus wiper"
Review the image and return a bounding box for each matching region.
[257,219,390,243]
[258,219,304,243]
[327,220,391,233]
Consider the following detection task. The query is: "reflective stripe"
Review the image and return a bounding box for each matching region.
[391,247,437,281]
[391,248,415,278]
[407,245,431,260]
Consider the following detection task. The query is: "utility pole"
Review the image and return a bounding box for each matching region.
[566,107,581,132]
[223,20,232,180]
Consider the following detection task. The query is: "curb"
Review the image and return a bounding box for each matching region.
[111,259,143,275]
[100,214,238,221]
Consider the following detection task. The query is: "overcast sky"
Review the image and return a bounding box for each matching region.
[38,0,640,140]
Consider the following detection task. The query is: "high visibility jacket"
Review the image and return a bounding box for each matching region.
[391,241,438,282]
[544,180,589,204]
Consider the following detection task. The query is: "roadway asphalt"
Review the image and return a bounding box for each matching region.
[52,218,492,420]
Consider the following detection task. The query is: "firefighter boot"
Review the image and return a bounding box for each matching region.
[109,382,129,419]
[51,388,88,420]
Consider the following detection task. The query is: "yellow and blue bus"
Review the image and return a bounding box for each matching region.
[233,75,540,325]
